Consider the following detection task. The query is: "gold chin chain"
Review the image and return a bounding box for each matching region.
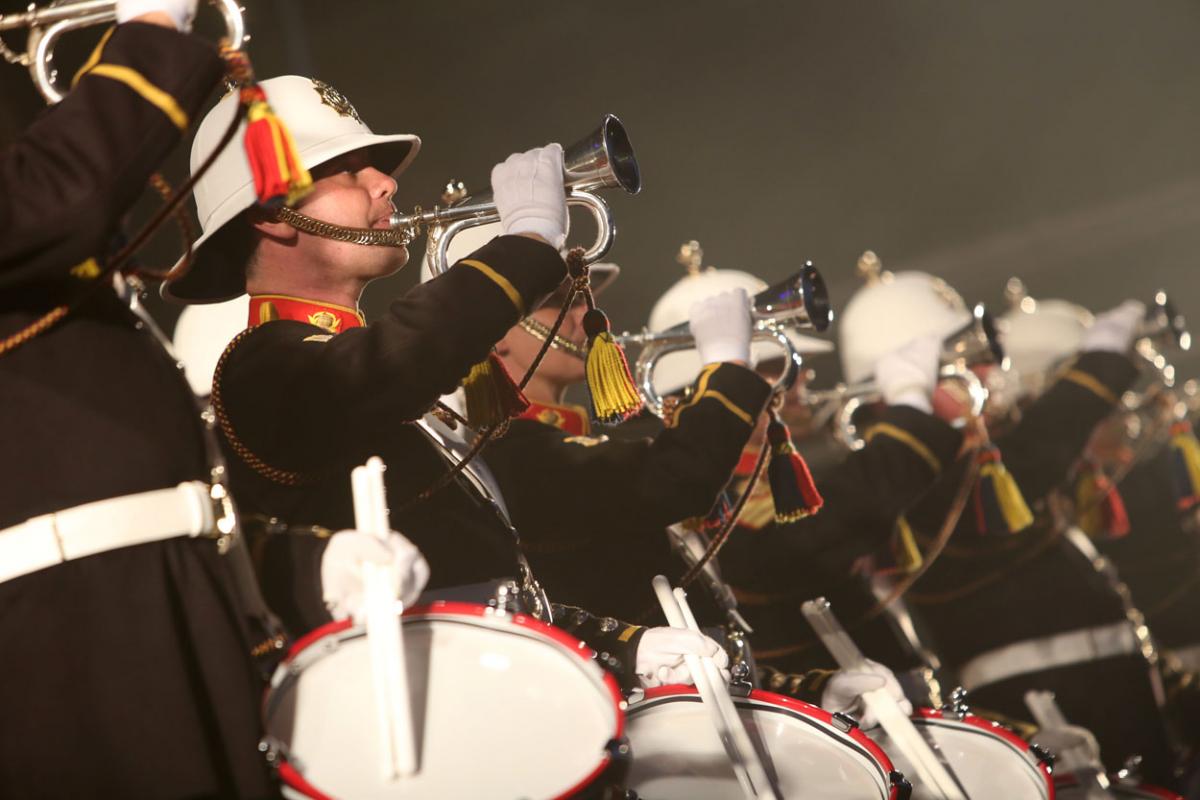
[275,206,415,247]
[518,316,585,358]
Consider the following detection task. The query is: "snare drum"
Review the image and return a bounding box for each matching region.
[625,686,909,799]
[868,708,1054,799]
[263,601,625,799]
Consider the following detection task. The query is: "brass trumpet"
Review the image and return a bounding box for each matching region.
[391,114,641,276]
[0,0,246,103]
[618,262,833,418]
[809,303,1005,450]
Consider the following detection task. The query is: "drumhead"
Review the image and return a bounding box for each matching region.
[868,709,1053,800]
[626,687,898,799]
[265,602,623,799]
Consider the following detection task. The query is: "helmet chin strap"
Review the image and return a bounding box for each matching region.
[275,205,415,247]
[519,316,585,359]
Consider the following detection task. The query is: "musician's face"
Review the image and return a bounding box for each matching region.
[289,149,406,279]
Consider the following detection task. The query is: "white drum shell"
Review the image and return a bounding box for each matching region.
[869,712,1052,800]
[265,604,622,799]
[625,688,896,799]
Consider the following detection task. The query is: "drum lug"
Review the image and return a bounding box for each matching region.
[487,580,521,616]
[939,685,971,719]
[1029,742,1055,770]
[1115,754,1144,785]
[830,711,860,732]
[728,662,754,698]
[258,736,292,769]
[889,770,913,800]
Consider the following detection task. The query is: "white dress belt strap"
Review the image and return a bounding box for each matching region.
[0,481,217,585]
[958,619,1140,692]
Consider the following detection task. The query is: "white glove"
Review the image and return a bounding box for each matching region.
[819,659,912,729]
[116,0,197,31]
[873,334,941,414]
[635,627,730,688]
[490,144,569,249]
[688,288,753,366]
[320,530,431,622]
[1082,300,1146,353]
[1032,724,1103,766]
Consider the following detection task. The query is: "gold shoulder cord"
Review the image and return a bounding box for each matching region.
[210,328,318,486]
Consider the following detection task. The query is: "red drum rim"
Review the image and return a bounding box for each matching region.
[912,708,1055,797]
[267,601,626,800]
[633,685,906,799]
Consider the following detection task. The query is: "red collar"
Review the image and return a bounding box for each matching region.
[248,294,365,333]
[518,401,591,436]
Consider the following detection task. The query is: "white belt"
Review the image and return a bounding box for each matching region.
[958,620,1140,691]
[0,482,218,585]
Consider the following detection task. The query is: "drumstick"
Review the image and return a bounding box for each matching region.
[801,598,967,800]
[352,457,417,780]
[651,576,778,800]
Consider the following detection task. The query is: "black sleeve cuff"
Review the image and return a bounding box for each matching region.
[451,234,568,316]
[872,405,964,475]
[1065,350,1141,402]
[676,362,773,427]
[91,22,224,123]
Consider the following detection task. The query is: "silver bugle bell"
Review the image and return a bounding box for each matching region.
[810,303,1005,450]
[619,261,833,418]
[1133,290,1190,388]
[0,0,246,103]
[391,114,641,277]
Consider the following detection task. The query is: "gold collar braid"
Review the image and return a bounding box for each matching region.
[275,206,415,247]
[519,316,585,358]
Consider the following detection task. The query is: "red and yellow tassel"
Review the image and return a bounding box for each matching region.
[765,409,823,523]
[582,308,643,424]
[462,352,529,430]
[1168,420,1200,512]
[972,444,1034,535]
[240,84,312,208]
[1074,457,1130,539]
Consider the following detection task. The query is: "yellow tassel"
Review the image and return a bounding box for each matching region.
[973,445,1034,534]
[583,309,643,424]
[1169,420,1200,511]
[461,352,529,430]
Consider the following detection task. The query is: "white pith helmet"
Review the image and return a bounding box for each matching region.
[838,251,973,385]
[647,241,834,396]
[998,277,1093,398]
[164,76,421,304]
[418,220,619,296]
[171,295,251,396]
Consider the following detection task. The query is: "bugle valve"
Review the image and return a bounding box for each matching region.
[391,114,641,277]
[0,0,246,103]
[619,261,833,418]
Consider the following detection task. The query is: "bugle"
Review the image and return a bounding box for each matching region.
[619,262,833,418]
[0,0,246,103]
[391,114,640,277]
[809,303,1005,450]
